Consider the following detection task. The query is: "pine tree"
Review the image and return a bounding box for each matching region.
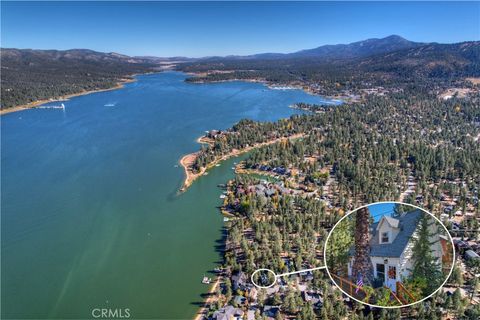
[320,306,329,320]
[225,278,233,302]
[284,291,297,314]
[327,216,354,274]
[352,207,374,284]
[409,215,442,295]
[451,265,464,287]
[470,277,479,302]
[392,203,409,217]
[298,303,316,320]
[452,288,465,316]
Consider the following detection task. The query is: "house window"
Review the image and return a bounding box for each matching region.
[381,232,389,243]
[376,264,385,279]
[388,266,397,280]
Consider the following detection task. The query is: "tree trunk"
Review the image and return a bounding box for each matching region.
[352,207,373,284]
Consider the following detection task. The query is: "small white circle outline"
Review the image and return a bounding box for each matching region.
[323,201,456,309]
[251,268,278,289]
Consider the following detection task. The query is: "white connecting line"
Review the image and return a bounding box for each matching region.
[275,265,326,278]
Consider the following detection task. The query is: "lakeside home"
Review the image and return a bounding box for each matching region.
[327,204,455,306]
[347,210,446,292]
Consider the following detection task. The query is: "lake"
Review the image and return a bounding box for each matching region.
[1,72,336,319]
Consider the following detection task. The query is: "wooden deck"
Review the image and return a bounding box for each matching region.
[331,274,415,306]
[330,274,368,301]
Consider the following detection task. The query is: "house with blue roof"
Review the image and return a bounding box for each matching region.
[347,209,444,292]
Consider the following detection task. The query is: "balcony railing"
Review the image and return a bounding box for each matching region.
[396,281,416,304]
[330,274,368,301]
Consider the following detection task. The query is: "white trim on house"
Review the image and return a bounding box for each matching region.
[377,216,401,244]
[348,212,443,292]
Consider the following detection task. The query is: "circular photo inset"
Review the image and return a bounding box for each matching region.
[324,202,454,308]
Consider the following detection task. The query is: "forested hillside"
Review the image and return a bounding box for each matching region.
[0,48,158,109]
[178,38,480,96]
[3,36,478,110]
[247,35,422,60]
[199,92,480,320]
[183,36,480,320]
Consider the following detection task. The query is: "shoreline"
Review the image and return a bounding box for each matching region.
[0,77,137,116]
[185,71,353,102]
[186,134,305,318]
[179,136,214,192]
[193,276,222,320]
[179,133,304,192]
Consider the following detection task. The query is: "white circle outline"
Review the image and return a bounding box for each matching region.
[323,201,456,309]
[251,268,278,289]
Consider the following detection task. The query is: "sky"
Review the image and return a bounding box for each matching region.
[368,203,396,222]
[1,1,479,57]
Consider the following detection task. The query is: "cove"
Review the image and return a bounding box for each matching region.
[1,72,336,319]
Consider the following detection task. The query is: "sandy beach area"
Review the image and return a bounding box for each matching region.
[0,78,136,116]
[193,276,222,320]
[179,133,304,192]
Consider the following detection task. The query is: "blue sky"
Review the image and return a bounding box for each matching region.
[368,203,396,222]
[1,1,479,57]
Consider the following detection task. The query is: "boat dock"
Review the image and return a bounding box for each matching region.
[37,103,65,110]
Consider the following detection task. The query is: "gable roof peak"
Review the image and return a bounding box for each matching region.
[381,215,400,229]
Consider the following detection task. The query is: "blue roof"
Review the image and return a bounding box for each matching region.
[350,209,423,258]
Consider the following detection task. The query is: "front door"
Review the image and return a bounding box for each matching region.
[376,263,385,287]
[386,265,397,292]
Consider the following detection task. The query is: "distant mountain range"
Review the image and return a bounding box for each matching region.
[351,41,479,77]
[1,35,479,109]
[1,48,156,64]
[220,35,424,60]
[181,35,479,80]
[2,35,478,65]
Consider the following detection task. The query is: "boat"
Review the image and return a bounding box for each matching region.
[269,86,295,90]
[201,276,211,284]
[37,103,65,110]
[220,194,226,199]
[104,103,115,107]
[223,217,229,222]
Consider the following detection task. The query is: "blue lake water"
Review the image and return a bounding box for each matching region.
[1,72,336,319]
